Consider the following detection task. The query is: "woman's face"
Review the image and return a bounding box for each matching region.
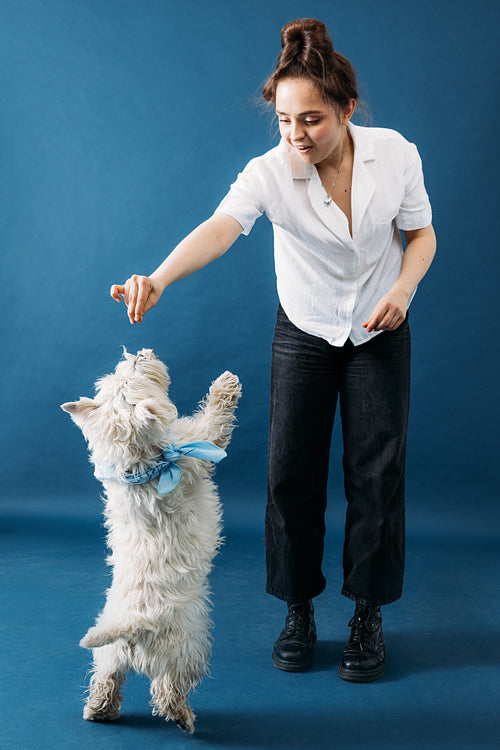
[275,77,354,167]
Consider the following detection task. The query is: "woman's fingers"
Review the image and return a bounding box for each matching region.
[363,298,406,332]
[110,276,158,324]
[134,276,153,322]
[110,284,125,302]
[125,276,140,324]
[362,305,385,332]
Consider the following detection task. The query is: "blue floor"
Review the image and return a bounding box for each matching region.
[1,491,499,750]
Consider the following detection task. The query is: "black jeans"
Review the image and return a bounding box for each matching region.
[266,305,411,607]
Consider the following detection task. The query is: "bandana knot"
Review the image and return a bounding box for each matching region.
[94,439,227,494]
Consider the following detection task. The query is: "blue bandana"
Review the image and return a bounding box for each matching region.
[94,440,227,494]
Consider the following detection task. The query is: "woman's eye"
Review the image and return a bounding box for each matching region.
[305,119,320,125]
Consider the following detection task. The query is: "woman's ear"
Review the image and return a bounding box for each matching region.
[341,98,356,125]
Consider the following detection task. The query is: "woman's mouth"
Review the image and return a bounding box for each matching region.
[294,144,313,155]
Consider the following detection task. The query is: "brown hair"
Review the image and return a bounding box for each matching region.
[262,18,359,113]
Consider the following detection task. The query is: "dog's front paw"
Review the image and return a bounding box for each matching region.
[209,371,241,406]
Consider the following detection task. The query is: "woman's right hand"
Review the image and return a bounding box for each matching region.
[109,214,242,324]
[110,275,164,324]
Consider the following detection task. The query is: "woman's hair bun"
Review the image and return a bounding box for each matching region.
[281,18,331,51]
[262,17,359,112]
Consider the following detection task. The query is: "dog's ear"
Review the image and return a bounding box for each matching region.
[134,399,161,424]
[134,398,177,426]
[60,397,97,425]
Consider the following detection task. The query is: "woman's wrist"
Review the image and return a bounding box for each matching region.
[149,270,171,295]
[390,279,413,302]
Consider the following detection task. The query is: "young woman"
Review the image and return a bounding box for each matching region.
[111,18,436,683]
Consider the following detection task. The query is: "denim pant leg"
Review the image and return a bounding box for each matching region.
[339,319,411,606]
[266,306,341,602]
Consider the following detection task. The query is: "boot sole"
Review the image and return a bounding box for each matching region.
[338,663,385,683]
[272,653,313,672]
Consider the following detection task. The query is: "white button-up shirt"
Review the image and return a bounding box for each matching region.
[216,123,432,346]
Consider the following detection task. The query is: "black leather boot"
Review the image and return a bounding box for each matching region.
[272,600,317,672]
[338,603,385,682]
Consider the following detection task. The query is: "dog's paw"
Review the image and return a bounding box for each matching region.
[209,372,241,405]
[161,704,195,734]
[174,706,196,735]
[83,704,121,722]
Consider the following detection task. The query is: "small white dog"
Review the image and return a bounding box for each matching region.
[61,348,241,733]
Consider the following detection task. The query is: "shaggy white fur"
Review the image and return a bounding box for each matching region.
[61,349,241,733]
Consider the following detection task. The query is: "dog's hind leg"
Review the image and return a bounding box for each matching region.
[150,675,196,734]
[83,642,129,722]
[148,632,209,734]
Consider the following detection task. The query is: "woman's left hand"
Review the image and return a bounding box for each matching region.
[362,288,409,332]
[363,224,436,333]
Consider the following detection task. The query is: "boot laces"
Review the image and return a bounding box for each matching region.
[284,605,310,637]
[348,607,378,652]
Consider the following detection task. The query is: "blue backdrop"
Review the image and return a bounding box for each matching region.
[1,0,498,530]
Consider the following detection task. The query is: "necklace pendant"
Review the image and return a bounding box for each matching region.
[323,195,332,205]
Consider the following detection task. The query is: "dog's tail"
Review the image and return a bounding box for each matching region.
[80,620,155,649]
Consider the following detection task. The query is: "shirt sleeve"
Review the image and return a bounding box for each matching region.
[215,159,265,236]
[395,142,433,231]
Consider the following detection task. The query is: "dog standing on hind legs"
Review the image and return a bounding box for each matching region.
[61,348,241,733]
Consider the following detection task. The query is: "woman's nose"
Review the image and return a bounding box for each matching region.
[290,120,305,141]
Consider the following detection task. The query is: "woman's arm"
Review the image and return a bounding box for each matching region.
[363,223,436,332]
[111,212,243,324]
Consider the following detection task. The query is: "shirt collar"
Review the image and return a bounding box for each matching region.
[280,122,375,179]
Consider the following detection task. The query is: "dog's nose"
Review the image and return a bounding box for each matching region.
[136,348,157,360]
